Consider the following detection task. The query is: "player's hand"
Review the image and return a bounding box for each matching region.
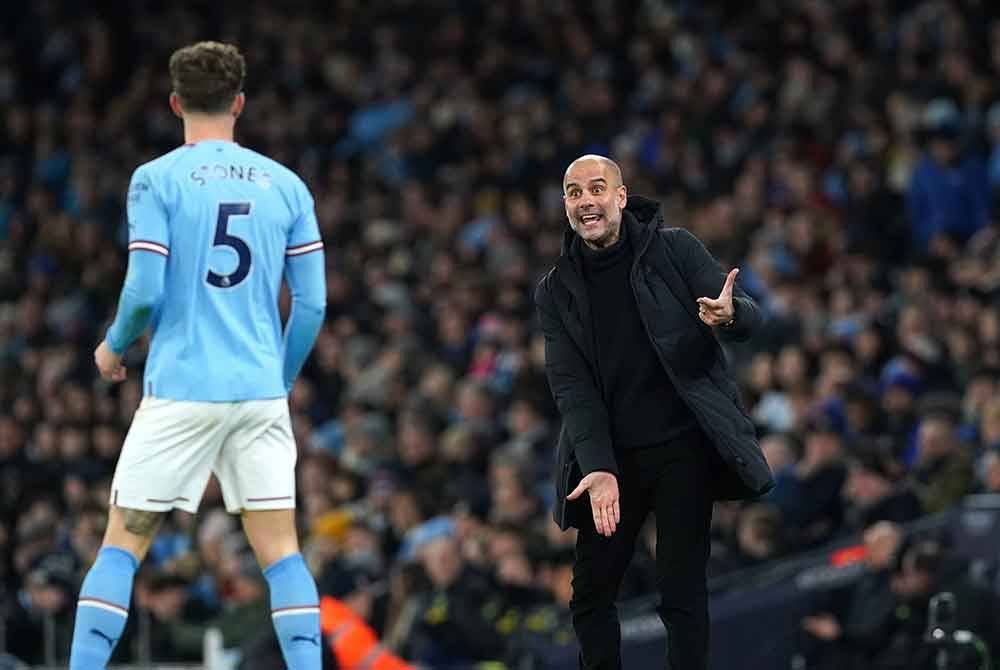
[94,340,126,383]
[567,471,620,537]
[697,268,738,327]
[802,614,841,641]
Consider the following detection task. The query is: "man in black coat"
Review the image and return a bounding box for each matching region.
[535,155,773,669]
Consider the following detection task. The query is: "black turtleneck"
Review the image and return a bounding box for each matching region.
[578,220,698,448]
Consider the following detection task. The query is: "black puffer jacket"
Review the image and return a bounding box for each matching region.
[535,195,774,530]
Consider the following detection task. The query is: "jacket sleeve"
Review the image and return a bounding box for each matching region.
[534,278,618,478]
[674,228,764,342]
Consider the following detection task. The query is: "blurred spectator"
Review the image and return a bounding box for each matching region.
[977,447,1000,494]
[907,99,991,254]
[504,548,578,669]
[137,554,270,661]
[5,553,76,665]
[731,504,785,571]
[798,521,904,670]
[912,408,974,514]
[843,442,923,533]
[770,415,848,549]
[977,395,1000,452]
[801,530,1000,670]
[1,0,1000,666]
[877,540,999,669]
[400,535,504,666]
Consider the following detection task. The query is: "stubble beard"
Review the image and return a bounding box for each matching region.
[584,218,621,250]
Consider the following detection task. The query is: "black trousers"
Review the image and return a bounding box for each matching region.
[571,434,715,669]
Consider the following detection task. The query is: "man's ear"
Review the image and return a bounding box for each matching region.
[168,93,183,119]
[231,92,245,118]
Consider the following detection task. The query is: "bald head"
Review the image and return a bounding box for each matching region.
[562,154,627,250]
[863,521,902,570]
[563,154,624,189]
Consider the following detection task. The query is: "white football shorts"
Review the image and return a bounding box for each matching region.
[110,397,296,514]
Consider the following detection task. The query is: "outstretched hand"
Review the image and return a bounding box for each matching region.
[567,471,620,537]
[697,268,738,327]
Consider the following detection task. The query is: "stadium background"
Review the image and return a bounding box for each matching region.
[3,0,1000,668]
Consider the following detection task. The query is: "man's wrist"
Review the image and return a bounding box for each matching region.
[104,332,126,356]
[720,300,738,328]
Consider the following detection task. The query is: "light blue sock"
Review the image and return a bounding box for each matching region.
[69,547,139,670]
[264,553,321,670]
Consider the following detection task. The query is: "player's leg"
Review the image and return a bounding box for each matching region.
[217,399,320,670]
[241,508,301,567]
[242,508,321,667]
[105,505,165,556]
[70,398,226,670]
[68,506,160,670]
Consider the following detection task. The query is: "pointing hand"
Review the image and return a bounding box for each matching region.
[697,268,738,327]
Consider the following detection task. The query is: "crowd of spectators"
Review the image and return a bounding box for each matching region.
[3,0,1000,667]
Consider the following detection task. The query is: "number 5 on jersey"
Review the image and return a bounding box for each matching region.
[207,202,252,288]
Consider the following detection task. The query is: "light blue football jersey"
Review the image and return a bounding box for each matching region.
[119,140,325,401]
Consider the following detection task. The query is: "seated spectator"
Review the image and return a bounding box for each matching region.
[501,390,554,480]
[799,521,904,670]
[505,548,579,669]
[760,432,799,479]
[875,540,998,669]
[977,396,1000,452]
[732,504,785,569]
[988,102,1000,195]
[906,99,990,254]
[5,554,76,665]
[400,535,505,665]
[878,363,923,458]
[489,450,542,526]
[976,448,1000,494]
[770,414,848,549]
[843,442,923,533]
[439,424,491,514]
[912,409,974,514]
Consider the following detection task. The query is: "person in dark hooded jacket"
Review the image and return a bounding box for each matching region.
[535,154,772,670]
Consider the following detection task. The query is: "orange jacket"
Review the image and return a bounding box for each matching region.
[320,595,415,670]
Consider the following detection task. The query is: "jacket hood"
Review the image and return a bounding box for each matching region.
[624,194,663,227]
[560,194,663,256]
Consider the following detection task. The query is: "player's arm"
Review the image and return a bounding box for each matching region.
[105,170,170,356]
[282,190,326,392]
[105,249,167,354]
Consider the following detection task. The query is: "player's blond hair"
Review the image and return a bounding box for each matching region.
[169,42,245,114]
